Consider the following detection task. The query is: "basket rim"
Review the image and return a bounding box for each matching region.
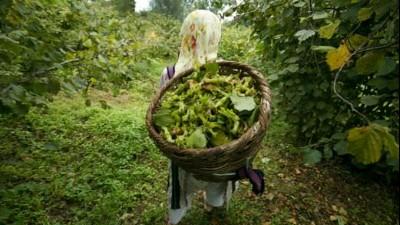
[145,60,271,158]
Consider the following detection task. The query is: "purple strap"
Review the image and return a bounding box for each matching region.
[166,65,175,80]
[235,167,265,195]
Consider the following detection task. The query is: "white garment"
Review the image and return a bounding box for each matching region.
[167,163,236,225]
[159,10,236,225]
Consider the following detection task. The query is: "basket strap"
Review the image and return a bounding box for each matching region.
[171,162,180,209]
[235,167,265,195]
[166,65,176,79]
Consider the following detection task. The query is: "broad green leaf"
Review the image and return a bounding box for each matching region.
[346,124,398,165]
[303,148,322,166]
[376,57,396,76]
[371,124,399,160]
[311,45,336,52]
[355,52,384,75]
[205,62,219,75]
[247,105,259,125]
[83,38,92,48]
[334,140,348,155]
[230,94,256,112]
[346,34,368,50]
[285,57,300,63]
[293,1,306,7]
[8,85,25,101]
[319,20,341,39]
[360,95,380,106]
[211,131,231,146]
[312,11,329,20]
[294,29,315,42]
[326,44,351,71]
[186,128,207,148]
[153,109,175,127]
[286,64,299,73]
[347,126,382,164]
[367,78,387,90]
[357,7,373,21]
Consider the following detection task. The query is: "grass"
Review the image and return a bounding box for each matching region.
[0,59,398,225]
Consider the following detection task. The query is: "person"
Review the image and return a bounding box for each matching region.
[159,10,264,225]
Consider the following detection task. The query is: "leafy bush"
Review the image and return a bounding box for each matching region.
[220,24,264,69]
[0,1,180,114]
[236,0,399,170]
[0,0,85,114]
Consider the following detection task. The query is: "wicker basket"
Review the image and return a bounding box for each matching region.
[146,60,272,182]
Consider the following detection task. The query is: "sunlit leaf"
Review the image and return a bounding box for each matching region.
[186,128,207,148]
[347,126,382,164]
[372,124,399,160]
[311,45,335,52]
[357,7,373,21]
[294,29,315,42]
[347,124,399,164]
[312,11,329,20]
[319,20,341,39]
[326,44,351,71]
[83,38,92,48]
[230,94,256,112]
[211,131,231,146]
[293,1,306,7]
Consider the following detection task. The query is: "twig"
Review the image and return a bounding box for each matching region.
[332,50,370,124]
[308,0,313,13]
[32,58,80,76]
[356,42,398,53]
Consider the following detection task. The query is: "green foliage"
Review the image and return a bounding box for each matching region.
[236,0,399,170]
[113,0,136,13]
[303,148,323,166]
[219,25,264,69]
[154,68,260,148]
[63,7,180,92]
[0,0,85,114]
[0,1,180,115]
[183,0,230,15]
[150,0,185,19]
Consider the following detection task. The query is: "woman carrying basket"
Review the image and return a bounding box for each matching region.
[159,10,265,225]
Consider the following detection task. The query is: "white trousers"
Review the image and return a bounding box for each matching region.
[167,163,237,224]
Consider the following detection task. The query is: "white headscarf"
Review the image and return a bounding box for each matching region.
[174,10,222,75]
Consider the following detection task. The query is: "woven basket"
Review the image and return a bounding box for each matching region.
[146,60,272,182]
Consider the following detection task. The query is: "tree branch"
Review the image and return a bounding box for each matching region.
[356,42,398,54]
[32,58,80,76]
[332,50,370,125]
